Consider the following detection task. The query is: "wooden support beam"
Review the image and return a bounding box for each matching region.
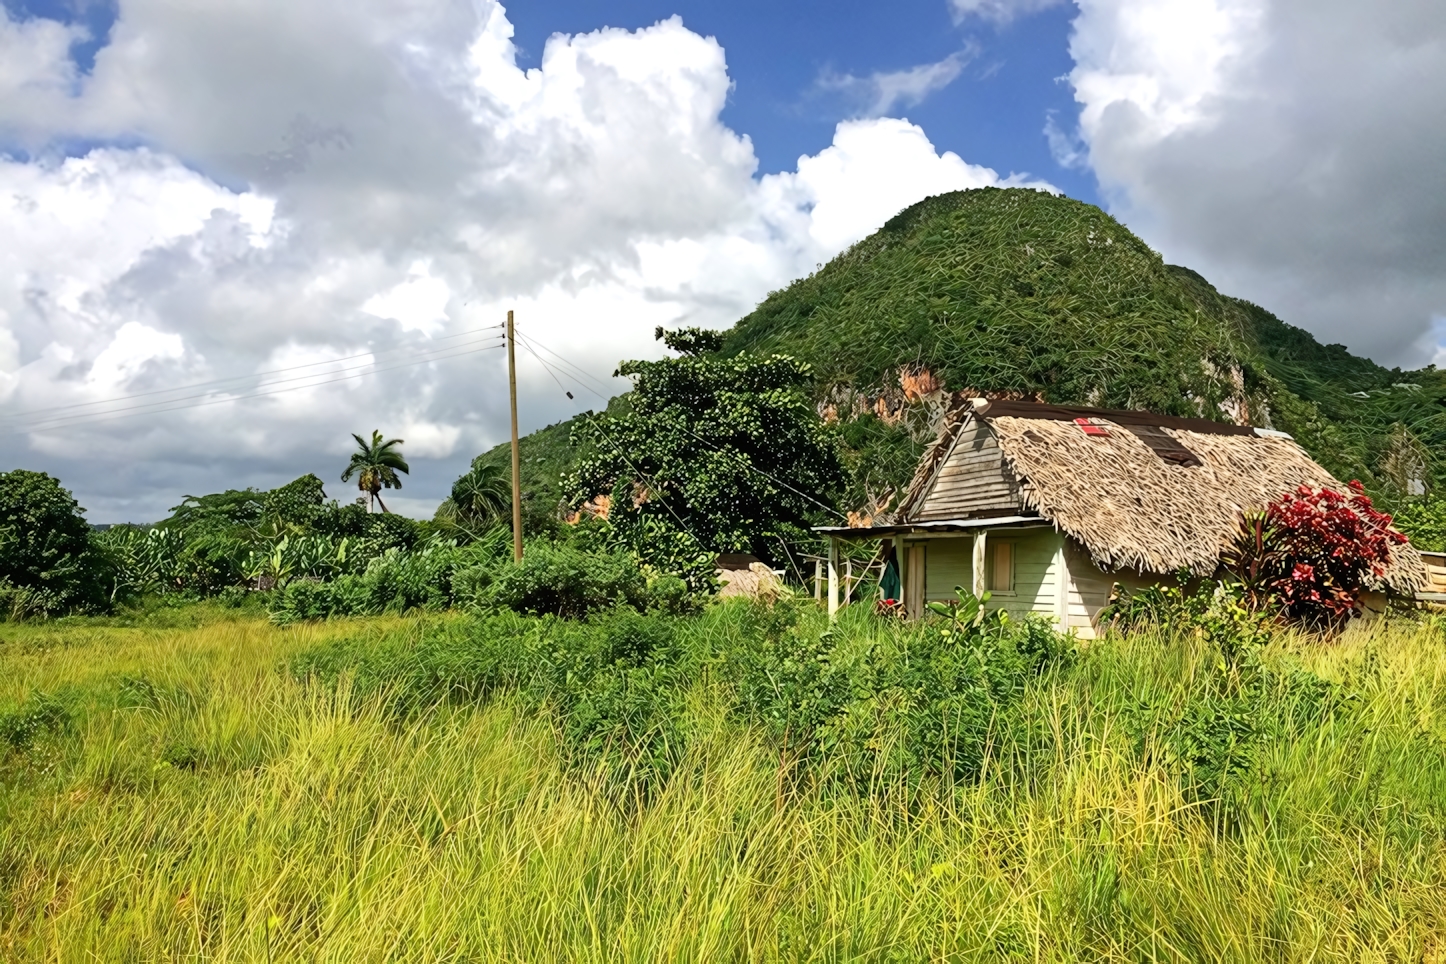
[827,538,840,619]
[972,530,987,599]
[1052,536,1068,627]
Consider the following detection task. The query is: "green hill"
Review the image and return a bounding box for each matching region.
[480,188,1444,523]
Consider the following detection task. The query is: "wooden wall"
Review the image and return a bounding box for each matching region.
[916,529,1064,622]
[915,418,1023,520]
[1062,538,1157,639]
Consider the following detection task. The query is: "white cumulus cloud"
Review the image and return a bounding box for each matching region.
[0,1,1048,521]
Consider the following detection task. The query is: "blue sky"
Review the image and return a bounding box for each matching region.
[1,0,1442,520]
[505,0,1096,199]
[6,0,1097,200]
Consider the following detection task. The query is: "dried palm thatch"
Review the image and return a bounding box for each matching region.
[717,563,788,602]
[901,399,1427,593]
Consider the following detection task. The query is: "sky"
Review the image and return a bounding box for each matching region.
[1,0,1443,522]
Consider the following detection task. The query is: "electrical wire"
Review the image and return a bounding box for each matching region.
[512,332,846,525]
[3,341,505,438]
[0,323,506,423]
[12,336,504,432]
[512,331,618,399]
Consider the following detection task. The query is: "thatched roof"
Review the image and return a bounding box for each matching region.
[898,399,1427,593]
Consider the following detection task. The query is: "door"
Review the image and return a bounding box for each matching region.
[906,544,926,619]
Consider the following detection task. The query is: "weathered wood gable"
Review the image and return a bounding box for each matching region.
[913,416,1024,520]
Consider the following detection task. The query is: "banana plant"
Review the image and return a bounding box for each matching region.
[927,586,1007,644]
[244,536,295,590]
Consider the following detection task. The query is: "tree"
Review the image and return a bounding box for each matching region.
[341,431,409,513]
[436,459,512,536]
[569,333,846,585]
[0,469,109,616]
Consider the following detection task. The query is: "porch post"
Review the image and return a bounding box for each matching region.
[827,537,840,619]
[1052,537,1068,627]
[972,530,988,599]
[814,557,823,601]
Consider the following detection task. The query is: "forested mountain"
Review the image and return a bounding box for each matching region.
[479,187,1444,523]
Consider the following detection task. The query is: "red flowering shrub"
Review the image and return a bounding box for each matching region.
[1225,482,1406,628]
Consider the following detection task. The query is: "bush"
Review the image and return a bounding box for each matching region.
[1223,482,1406,629]
[291,591,1077,794]
[1394,498,1446,552]
[0,470,110,617]
[269,537,511,624]
[487,543,650,618]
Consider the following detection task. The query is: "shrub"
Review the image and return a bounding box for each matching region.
[487,543,649,618]
[1394,498,1446,552]
[1224,482,1406,629]
[0,693,71,751]
[269,538,511,624]
[1102,579,1272,668]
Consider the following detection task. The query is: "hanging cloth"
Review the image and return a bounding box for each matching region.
[880,553,902,603]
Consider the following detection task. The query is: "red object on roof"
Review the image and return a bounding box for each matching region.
[1074,417,1110,436]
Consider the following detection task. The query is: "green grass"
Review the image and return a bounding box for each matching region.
[3,603,1446,960]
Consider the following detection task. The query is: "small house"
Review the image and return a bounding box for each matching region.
[817,399,1427,636]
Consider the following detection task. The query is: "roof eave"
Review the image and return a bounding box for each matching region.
[814,515,1052,538]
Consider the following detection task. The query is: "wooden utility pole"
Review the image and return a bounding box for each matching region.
[507,309,523,562]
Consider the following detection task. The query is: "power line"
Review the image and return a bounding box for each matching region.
[3,342,506,438]
[514,337,577,401]
[512,331,619,399]
[0,323,506,423]
[514,334,844,521]
[11,337,504,433]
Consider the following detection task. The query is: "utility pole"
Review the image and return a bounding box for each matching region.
[507,309,523,562]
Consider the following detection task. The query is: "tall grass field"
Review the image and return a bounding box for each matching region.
[2,600,1445,961]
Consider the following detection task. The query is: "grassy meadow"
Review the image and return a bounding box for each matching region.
[2,601,1446,962]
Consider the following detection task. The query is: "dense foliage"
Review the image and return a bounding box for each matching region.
[727,189,1264,418]
[0,470,109,617]
[568,331,847,584]
[1393,497,1446,552]
[90,474,432,608]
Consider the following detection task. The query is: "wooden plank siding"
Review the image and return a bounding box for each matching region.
[1063,539,1157,639]
[915,418,1023,520]
[918,530,1065,624]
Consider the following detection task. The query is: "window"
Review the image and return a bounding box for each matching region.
[986,541,1014,593]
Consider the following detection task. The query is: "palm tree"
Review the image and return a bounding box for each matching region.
[341,430,409,513]
[435,460,512,535]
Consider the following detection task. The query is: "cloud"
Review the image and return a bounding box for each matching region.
[1065,0,1446,366]
[817,50,974,118]
[361,262,451,335]
[950,0,1068,26]
[0,1,1049,521]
